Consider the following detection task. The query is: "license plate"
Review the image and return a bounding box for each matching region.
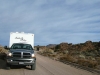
[19,62,24,64]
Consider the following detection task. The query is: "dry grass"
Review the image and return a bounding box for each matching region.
[38,48,54,55]
[59,54,77,63]
[38,49,99,69]
[0,46,8,54]
[0,46,8,60]
[77,59,98,68]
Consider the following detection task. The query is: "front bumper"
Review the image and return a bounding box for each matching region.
[7,58,36,65]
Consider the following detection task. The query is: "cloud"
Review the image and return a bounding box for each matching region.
[0,0,100,46]
[65,0,100,5]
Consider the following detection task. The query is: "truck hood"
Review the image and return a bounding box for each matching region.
[9,49,34,53]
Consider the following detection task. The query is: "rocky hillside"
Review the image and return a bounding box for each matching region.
[38,41,100,70]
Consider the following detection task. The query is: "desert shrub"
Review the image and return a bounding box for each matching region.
[0,47,8,54]
[37,48,54,56]
[55,45,60,49]
[77,59,98,68]
[44,48,54,54]
[54,45,60,52]
[96,57,100,65]
[0,46,8,60]
[59,54,77,63]
[63,50,69,54]
[79,54,85,59]
[37,49,44,54]
[0,53,7,60]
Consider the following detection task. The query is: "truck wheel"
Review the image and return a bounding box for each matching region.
[31,61,36,70]
[7,67,10,70]
[6,64,10,70]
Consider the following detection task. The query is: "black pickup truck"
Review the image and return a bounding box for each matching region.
[6,43,36,70]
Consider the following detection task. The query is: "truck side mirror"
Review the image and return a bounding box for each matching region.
[4,46,9,50]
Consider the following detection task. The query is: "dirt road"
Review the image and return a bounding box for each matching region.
[0,53,97,75]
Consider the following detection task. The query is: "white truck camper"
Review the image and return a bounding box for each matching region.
[9,32,34,49]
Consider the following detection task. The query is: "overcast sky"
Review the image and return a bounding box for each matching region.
[0,0,100,46]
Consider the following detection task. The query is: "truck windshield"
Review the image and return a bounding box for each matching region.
[10,43,33,50]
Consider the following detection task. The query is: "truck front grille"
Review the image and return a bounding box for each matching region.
[13,52,21,58]
[23,53,31,58]
[13,52,31,58]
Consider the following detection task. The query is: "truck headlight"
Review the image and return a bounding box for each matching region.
[31,54,35,58]
[7,52,12,56]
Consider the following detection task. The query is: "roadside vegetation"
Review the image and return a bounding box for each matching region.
[0,46,8,69]
[37,41,100,70]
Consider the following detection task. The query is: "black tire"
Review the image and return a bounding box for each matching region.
[31,61,36,70]
[6,64,10,70]
[6,66,10,70]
